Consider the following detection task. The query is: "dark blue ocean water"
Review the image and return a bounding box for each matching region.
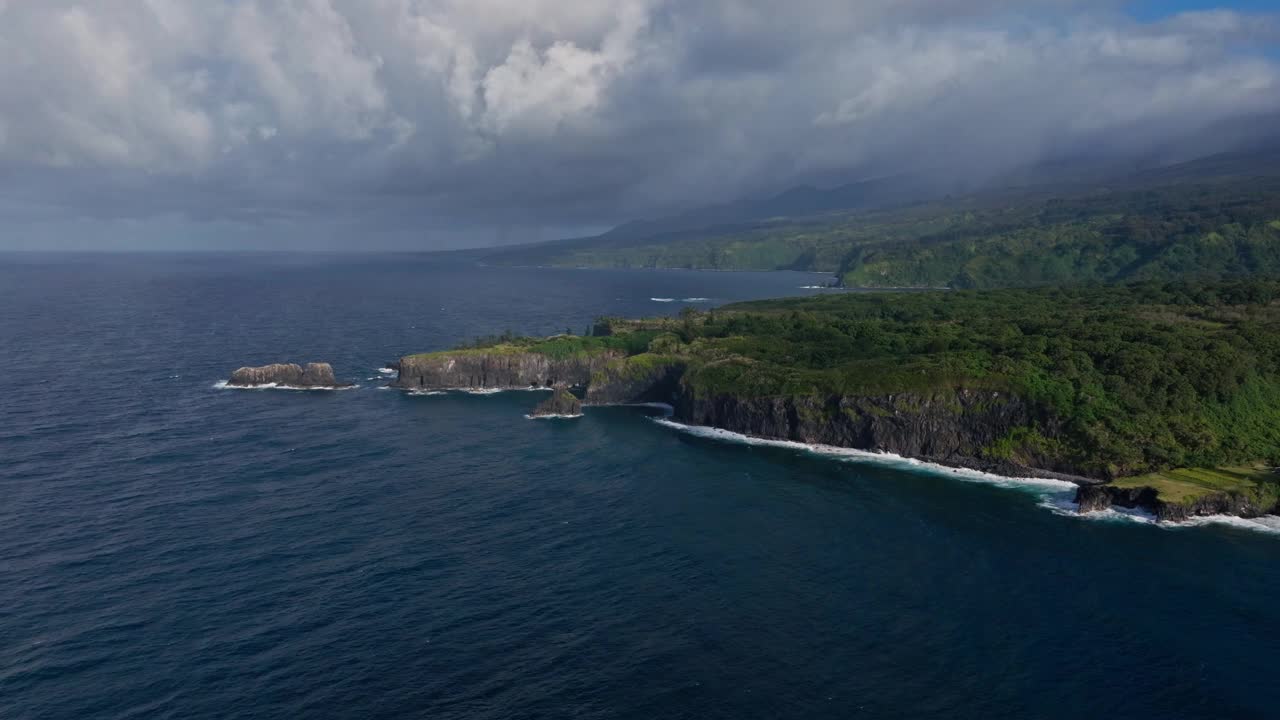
[1,253,1278,720]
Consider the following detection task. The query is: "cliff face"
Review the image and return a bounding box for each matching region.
[585,357,686,405]
[394,349,1086,478]
[393,344,1279,520]
[394,351,621,390]
[1075,484,1279,521]
[229,362,343,388]
[673,388,1093,481]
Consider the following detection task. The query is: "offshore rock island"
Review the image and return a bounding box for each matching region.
[393,280,1280,522]
[227,362,350,389]
[528,385,584,418]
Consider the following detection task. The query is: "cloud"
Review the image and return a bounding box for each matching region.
[0,0,1277,247]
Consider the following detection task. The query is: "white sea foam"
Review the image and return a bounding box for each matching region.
[378,368,397,375]
[1173,514,1280,536]
[682,297,710,302]
[400,386,552,396]
[651,418,1076,494]
[799,285,834,289]
[651,419,1279,536]
[1042,496,1280,536]
[625,402,675,414]
[525,413,585,420]
[650,297,675,302]
[1037,494,1159,524]
[213,380,356,391]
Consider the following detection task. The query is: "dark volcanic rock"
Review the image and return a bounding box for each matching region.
[585,358,685,405]
[1074,485,1158,514]
[530,386,583,418]
[1075,484,1278,521]
[394,351,620,390]
[398,344,1280,523]
[672,388,1097,483]
[228,362,346,388]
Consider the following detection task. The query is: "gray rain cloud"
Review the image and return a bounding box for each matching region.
[1,0,1279,249]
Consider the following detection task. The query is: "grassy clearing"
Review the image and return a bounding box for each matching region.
[1112,465,1277,504]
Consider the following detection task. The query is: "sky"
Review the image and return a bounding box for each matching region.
[0,0,1278,251]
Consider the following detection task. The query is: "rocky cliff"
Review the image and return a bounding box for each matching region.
[394,342,1277,521]
[672,387,1096,482]
[228,362,345,388]
[585,356,686,405]
[393,349,1091,480]
[394,350,621,390]
[1075,484,1280,521]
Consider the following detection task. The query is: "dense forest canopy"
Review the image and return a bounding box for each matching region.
[487,160,1280,291]
[478,153,1280,479]
[578,280,1280,477]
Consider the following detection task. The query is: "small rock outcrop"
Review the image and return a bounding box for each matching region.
[529,386,583,418]
[227,362,347,388]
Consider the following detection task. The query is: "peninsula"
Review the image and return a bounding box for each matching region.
[393,280,1280,522]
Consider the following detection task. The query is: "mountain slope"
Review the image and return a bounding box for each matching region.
[483,149,1280,288]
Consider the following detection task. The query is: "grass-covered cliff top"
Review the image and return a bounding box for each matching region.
[1111,466,1279,505]
[404,331,657,362]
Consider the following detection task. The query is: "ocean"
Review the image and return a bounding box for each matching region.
[1,253,1277,720]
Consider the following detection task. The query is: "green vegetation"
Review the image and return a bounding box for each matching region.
[470,160,1280,502]
[406,330,658,361]
[1112,466,1279,506]
[430,279,1280,485]
[838,182,1280,289]
[590,279,1280,478]
[487,176,1280,290]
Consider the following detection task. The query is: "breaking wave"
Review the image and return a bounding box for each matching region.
[649,418,1280,536]
[213,380,356,391]
[1039,495,1280,536]
[403,386,552,396]
[524,413,584,420]
[650,297,675,303]
[651,418,1075,495]
[1174,514,1280,536]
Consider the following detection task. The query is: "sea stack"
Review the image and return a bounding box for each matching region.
[227,362,347,389]
[529,385,583,418]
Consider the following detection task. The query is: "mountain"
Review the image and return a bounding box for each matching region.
[483,147,1280,288]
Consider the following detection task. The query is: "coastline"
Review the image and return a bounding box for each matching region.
[212,369,1280,535]
[648,417,1280,536]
